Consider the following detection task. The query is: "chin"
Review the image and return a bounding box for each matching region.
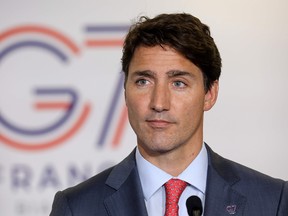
[147,142,178,154]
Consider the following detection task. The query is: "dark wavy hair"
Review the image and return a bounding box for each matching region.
[121,13,222,91]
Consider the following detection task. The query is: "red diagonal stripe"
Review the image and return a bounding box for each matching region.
[85,39,124,47]
[35,102,71,109]
[112,105,128,147]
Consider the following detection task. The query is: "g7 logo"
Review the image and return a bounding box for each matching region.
[0,24,129,151]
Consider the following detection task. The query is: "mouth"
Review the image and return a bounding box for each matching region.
[146,119,173,129]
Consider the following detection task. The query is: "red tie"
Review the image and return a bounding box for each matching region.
[164,179,187,216]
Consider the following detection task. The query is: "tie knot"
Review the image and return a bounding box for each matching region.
[165,178,187,194]
[164,179,187,216]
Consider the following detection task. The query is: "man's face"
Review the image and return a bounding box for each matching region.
[125,45,218,159]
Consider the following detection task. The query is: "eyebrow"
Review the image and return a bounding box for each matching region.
[166,70,196,78]
[131,70,156,78]
[131,70,196,79]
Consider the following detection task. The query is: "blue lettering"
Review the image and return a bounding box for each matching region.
[11,164,32,190]
[38,165,60,188]
[67,164,92,186]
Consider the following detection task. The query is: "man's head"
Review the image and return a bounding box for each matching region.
[122,13,221,170]
[122,13,222,92]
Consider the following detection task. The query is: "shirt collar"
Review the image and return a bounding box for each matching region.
[136,144,208,201]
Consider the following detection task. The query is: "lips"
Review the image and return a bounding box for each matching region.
[146,119,173,128]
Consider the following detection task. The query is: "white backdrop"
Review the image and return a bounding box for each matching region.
[0,0,287,215]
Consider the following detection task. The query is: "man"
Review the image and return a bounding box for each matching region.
[50,13,288,216]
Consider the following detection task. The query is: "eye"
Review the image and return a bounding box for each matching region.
[173,80,186,88]
[136,79,150,86]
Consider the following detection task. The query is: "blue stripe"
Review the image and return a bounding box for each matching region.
[97,73,124,146]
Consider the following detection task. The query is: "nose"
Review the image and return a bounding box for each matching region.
[149,83,170,112]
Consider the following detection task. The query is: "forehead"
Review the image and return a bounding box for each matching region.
[128,45,202,76]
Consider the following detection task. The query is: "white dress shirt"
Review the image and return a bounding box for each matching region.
[135,144,208,216]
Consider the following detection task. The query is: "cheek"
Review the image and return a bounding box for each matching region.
[179,105,195,123]
[175,97,205,120]
[126,94,146,119]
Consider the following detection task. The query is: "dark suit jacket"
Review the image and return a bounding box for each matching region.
[49,145,288,215]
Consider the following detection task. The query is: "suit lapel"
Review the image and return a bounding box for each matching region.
[102,145,248,216]
[104,149,148,216]
[204,145,247,216]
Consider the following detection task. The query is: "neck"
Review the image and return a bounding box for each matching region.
[138,141,203,176]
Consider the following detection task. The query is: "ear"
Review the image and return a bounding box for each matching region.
[124,79,127,101]
[124,88,127,104]
[204,80,219,111]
